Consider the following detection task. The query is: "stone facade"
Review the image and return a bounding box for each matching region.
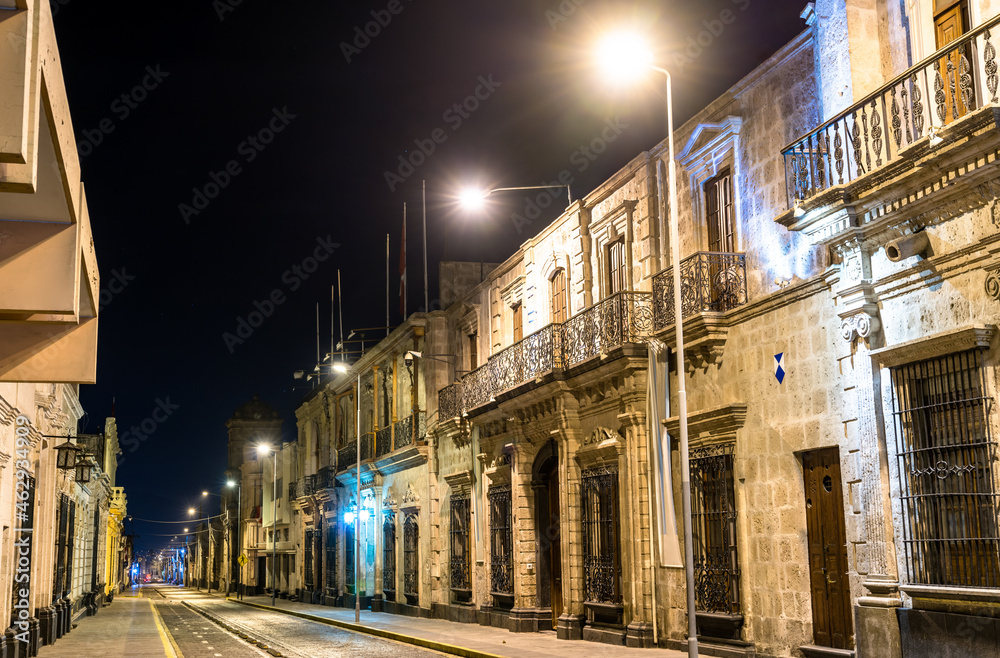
[274,3,1000,656]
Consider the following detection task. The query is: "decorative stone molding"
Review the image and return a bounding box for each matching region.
[840,312,880,341]
[576,427,624,470]
[482,450,512,486]
[443,469,474,496]
[870,324,996,367]
[582,426,618,446]
[986,267,1000,302]
[664,403,747,448]
[499,275,525,308]
[0,451,9,469]
[401,482,420,510]
[382,490,397,511]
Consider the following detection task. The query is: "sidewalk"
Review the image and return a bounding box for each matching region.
[222,592,686,658]
[36,596,173,658]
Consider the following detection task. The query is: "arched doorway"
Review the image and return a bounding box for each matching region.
[532,441,561,630]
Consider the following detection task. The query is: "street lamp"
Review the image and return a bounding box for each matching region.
[597,31,698,657]
[257,444,277,608]
[458,183,572,211]
[226,479,243,599]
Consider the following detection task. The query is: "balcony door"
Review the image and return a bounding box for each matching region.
[704,169,738,310]
[934,0,971,123]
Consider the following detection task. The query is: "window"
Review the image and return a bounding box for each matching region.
[581,465,621,603]
[383,512,396,600]
[489,484,513,595]
[550,269,568,324]
[403,514,419,603]
[468,332,478,371]
[512,304,523,343]
[345,522,356,594]
[607,238,627,295]
[450,494,472,590]
[890,349,1000,587]
[705,169,735,254]
[691,444,740,613]
[325,523,337,593]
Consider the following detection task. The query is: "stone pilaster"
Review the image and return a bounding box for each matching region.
[835,240,902,657]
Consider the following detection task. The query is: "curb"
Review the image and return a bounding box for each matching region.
[227,598,505,658]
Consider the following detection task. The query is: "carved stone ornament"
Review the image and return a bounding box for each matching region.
[992,200,1000,229]
[401,482,420,507]
[841,313,880,341]
[986,268,1000,302]
[583,426,618,446]
[383,490,397,509]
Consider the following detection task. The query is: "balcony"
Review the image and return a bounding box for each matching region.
[651,252,747,330]
[336,412,427,474]
[782,14,1000,208]
[439,291,652,418]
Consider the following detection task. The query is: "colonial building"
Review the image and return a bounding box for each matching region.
[0,0,110,655]
[274,2,1000,656]
[223,396,283,596]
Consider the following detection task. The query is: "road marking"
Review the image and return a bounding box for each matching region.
[150,600,182,658]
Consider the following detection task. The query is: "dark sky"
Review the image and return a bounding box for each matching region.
[52,0,806,551]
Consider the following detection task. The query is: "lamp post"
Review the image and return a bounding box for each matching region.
[458,183,572,211]
[202,490,224,593]
[187,505,209,591]
[597,33,697,657]
[226,479,243,599]
[258,445,277,607]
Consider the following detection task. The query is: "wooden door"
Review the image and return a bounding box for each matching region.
[802,448,853,650]
[547,462,562,629]
[935,1,970,123]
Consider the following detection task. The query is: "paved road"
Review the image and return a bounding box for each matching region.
[149,586,444,657]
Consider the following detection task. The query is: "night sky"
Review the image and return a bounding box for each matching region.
[51,0,806,550]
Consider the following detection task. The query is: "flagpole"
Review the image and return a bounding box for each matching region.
[422,179,428,313]
[403,202,407,319]
[385,234,389,337]
[337,269,344,348]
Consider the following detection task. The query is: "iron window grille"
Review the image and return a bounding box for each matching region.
[890,348,1000,588]
[690,443,741,613]
[345,522,356,594]
[403,514,419,603]
[581,465,621,603]
[450,493,472,590]
[383,512,396,600]
[325,523,337,594]
[488,484,513,594]
[304,529,314,590]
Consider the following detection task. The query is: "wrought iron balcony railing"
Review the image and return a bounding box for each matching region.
[376,425,393,459]
[783,14,1000,206]
[652,251,747,330]
[439,383,461,420]
[360,432,375,461]
[440,292,652,418]
[338,442,356,471]
[393,411,425,449]
[562,292,652,367]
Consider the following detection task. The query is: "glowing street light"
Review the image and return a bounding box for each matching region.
[458,184,572,211]
[595,30,698,658]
